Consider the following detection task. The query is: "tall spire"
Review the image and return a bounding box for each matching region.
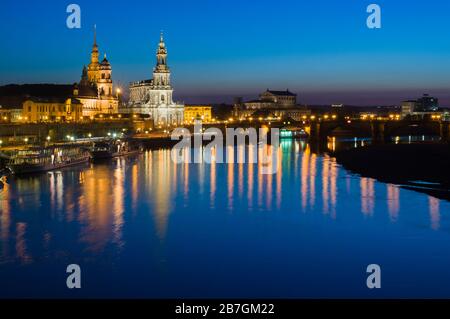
[156,31,168,71]
[93,24,97,47]
[88,24,100,83]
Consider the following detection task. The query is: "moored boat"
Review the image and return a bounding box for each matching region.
[7,145,91,175]
[280,128,309,139]
[90,139,143,160]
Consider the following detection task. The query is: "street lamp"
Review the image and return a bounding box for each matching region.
[46,136,51,141]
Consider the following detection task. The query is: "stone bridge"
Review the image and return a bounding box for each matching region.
[307,119,450,142]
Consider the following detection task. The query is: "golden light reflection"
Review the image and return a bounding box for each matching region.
[247,145,254,204]
[227,145,234,211]
[257,149,263,207]
[309,153,317,208]
[198,155,205,196]
[183,147,189,200]
[322,156,330,214]
[150,149,173,239]
[387,184,400,222]
[429,196,440,230]
[131,163,138,210]
[210,154,216,208]
[330,158,337,218]
[257,145,275,209]
[113,160,125,245]
[238,145,244,199]
[16,222,32,264]
[78,164,125,251]
[301,144,310,211]
[172,153,178,196]
[276,146,282,210]
[0,179,11,260]
[361,177,375,216]
[321,156,338,218]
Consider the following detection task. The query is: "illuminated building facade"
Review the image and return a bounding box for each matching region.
[22,97,83,123]
[73,27,119,117]
[184,105,212,123]
[234,89,310,121]
[127,33,184,125]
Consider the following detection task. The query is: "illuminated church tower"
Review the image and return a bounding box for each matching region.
[150,33,173,105]
[98,53,113,97]
[74,26,118,116]
[127,32,184,125]
[87,26,100,83]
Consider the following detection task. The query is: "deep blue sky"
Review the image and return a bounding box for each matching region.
[1,0,450,105]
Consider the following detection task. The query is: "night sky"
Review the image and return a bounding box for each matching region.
[2,0,450,105]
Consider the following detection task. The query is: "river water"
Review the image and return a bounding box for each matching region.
[0,140,449,298]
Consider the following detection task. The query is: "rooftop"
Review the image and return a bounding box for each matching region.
[265,89,297,97]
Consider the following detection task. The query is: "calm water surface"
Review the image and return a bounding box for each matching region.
[0,140,449,298]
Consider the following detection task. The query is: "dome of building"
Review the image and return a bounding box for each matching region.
[100,54,111,69]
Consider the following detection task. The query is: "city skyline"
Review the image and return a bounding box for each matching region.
[2,0,450,105]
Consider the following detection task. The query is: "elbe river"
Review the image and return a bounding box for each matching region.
[0,140,449,298]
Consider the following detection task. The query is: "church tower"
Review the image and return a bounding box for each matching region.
[98,53,113,96]
[77,26,119,116]
[128,32,184,125]
[153,32,171,88]
[87,25,99,83]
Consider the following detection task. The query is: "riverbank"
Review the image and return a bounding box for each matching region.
[334,143,450,200]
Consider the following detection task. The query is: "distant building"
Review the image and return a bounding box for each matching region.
[22,97,83,123]
[401,100,417,118]
[9,108,23,123]
[243,89,297,110]
[0,107,25,123]
[416,94,439,111]
[401,94,440,119]
[0,106,10,122]
[184,105,212,123]
[126,33,184,126]
[73,27,119,117]
[234,89,310,121]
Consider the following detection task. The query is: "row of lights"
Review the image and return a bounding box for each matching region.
[229,115,338,123]
[360,114,402,121]
[388,114,402,120]
[0,127,130,147]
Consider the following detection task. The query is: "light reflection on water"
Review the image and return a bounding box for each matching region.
[0,140,449,298]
